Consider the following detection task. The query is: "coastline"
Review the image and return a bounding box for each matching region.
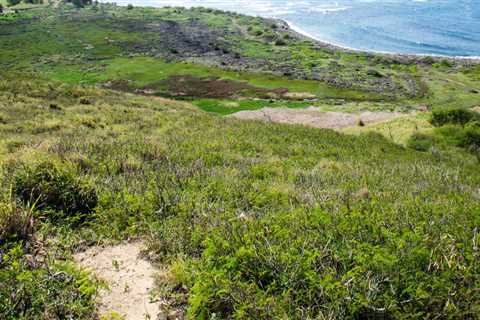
[108,2,480,64]
[279,19,480,64]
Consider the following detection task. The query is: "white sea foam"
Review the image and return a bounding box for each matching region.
[309,6,351,14]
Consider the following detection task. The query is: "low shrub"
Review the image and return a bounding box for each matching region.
[250,27,263,36]
[274,38,287,46]
[421,56,435,65]
[79,97,92,105]
[433,60,453,68]
[0,245,98,320]
[12,160,97,223]
[461,121,480,148]
[432,122,480,158]
[0,192,35,243]
[367,69,384,78]
[430,107,479,127]
[6,0,21,6]
[263,31,276,41]
[187,208,479,319]
[407,133,435,151]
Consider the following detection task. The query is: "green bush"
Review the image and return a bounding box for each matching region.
[430,108,479,127]
[0,193,35,243]
[433,60,453,68]
[461,121,480,148]
[422,56,435,65]
[71,0,92,8]
[274,38,287,46]
[407,133,435,152]
[187,208,479,319]
[0,245,98,320]
[263,31,276,41]
[250,27,263,36]
[433,122,480,157]
[6,0,21,7]
[12,161,97,223]
[367,69,384,78]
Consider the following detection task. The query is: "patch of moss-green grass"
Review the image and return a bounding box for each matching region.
[422,68,480,109]
[193,99,312,115]
[43,56,386,102]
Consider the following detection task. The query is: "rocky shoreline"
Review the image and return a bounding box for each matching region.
[275,19,480,66]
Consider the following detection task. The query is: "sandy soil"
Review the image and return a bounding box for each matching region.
[74,242,162,320]
[230,107,404,129]
[282,92,317,100]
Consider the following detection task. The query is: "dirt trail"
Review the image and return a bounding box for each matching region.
[74,242,162,320]
[230,107,404,129]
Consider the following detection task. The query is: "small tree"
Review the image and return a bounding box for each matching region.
[7,0,21,7]
[274,38,287,46]
[71,0,92,8]
[127,3,133,10]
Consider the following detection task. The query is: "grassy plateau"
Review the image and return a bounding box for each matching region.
[0,2,479,319]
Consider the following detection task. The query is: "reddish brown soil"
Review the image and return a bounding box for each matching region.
[148,75,288,99]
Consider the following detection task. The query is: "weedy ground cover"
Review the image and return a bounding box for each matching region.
[0,77,478,318]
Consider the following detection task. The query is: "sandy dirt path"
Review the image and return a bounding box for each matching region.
[229,107,404,129]
[74,242,162,320]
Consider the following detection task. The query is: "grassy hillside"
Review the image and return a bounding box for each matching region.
[0,3,480,320]
[1,76,479,318]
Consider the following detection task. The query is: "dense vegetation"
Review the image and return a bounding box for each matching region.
[1,2,479,319]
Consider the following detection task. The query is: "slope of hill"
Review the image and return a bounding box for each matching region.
[1,3,479,320]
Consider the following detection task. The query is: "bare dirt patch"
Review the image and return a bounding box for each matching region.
[282,92,317,100]
[74,242,163,320]
[230,107,404,129]
[149,75,288,99]
[101,79,135,92]
[158,75,252,98]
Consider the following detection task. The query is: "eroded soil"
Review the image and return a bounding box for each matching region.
[230,107,405,129]
[74,242,164,320]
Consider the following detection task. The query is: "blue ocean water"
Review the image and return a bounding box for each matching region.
[111,0,480,57]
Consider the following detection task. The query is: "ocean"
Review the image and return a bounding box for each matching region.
[109,0,480,57]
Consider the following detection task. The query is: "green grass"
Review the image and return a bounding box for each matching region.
[44,56,381,101]
[47,57,221,85]
[343,114,434,145]
[425,69,480,108]
[193,99,313,115]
